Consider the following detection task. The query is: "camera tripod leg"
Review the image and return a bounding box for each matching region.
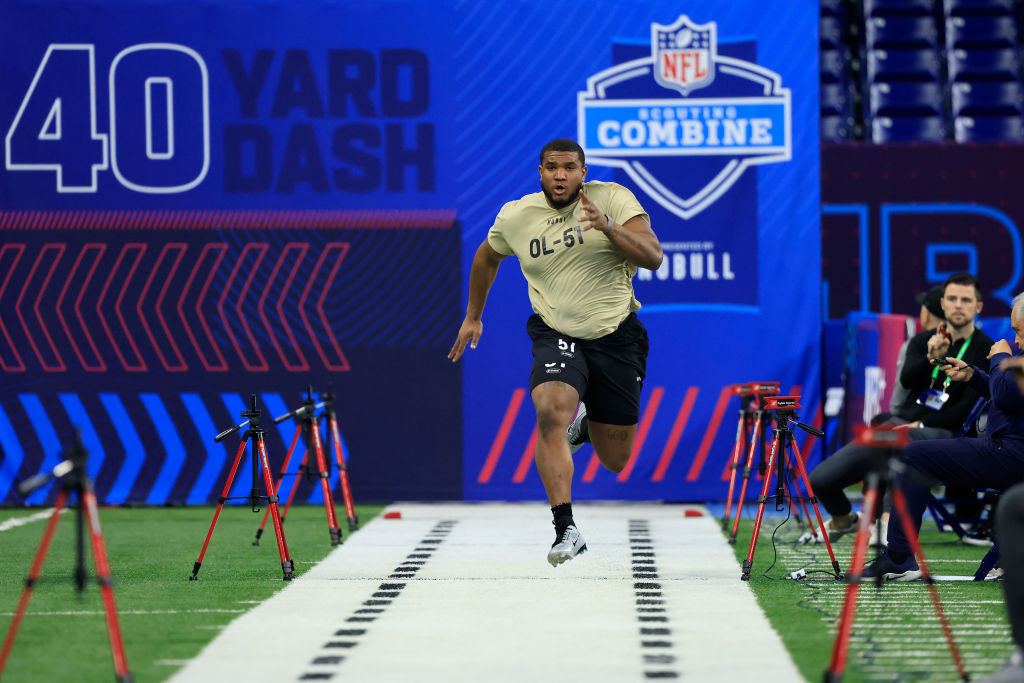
[783,451,814,529]
[328,415,359,531]
[255,434,295,580]
[191,439,248,580]
[730,410,764,544]
[310,420,342,545]
[722,409,748,531]
[0,491,68,676]
[789,440,842,577]
[742,434,780,580]
[82,488,132,682]
[255,424,302,545]
[890,486,968,680]
[826,472,883,682]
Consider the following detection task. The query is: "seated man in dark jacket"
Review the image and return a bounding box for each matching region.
[805,272,992,544]
[864,294,1024,580]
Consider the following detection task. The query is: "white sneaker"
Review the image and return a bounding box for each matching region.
[548,525,587,567]
[824,513,859,543]
[797,528,824,544]
[868,521,888,547]
[567,403,589,455]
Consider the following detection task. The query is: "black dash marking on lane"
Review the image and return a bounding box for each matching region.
[628,519,678,679]
[300,519,458,680]
[641,641,672,648]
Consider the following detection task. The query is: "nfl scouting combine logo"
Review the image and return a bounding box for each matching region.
[578,16,791,220]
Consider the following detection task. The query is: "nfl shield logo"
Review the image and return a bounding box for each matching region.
[651,16,716,95]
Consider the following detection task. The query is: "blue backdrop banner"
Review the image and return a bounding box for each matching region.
[0,0,821,504]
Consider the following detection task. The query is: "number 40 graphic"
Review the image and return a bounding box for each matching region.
[5,43,210,194]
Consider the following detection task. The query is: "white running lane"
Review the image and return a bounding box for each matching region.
[169,503,804,682]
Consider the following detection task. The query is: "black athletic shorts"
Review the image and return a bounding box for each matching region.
[527,312,649,425]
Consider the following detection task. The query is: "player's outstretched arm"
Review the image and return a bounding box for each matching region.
[448,240,507,362]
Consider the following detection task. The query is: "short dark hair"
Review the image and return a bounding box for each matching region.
[539,139,585,165]
[942,272,982,300]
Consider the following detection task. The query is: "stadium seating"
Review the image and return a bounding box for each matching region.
[947,48,1021,82]
[943,0,1015,17]
[954,114,1024,141]
[865,0,937,19]
[869,81,944,117]
[871,115,948,142]
[946,15,1019,48]
[951,81,1023,116]
[866,48,943,83]
[865,16,940,49]
[820,0,1024,142]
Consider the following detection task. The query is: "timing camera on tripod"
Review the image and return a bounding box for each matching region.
[740,395,842,582]
[0,433,133,682]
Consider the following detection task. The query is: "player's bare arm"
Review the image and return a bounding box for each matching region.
[448,239,507,362]
[577,189,663,270]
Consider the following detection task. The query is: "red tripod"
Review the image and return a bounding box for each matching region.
[190,394,294,581]
[254,387,342,546]
[0,436,132,682]
[322,383,358,531]
[825,425,969,682]
[724,382,778,540]
[742,395,841,581]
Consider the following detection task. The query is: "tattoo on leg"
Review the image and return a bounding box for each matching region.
[606,428,628,441]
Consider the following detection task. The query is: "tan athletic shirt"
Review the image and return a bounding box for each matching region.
[487,180,650,339]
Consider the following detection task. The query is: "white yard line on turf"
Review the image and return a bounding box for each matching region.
[0,508,62,532]
[169,503,804,683]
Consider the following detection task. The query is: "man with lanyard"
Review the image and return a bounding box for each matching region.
[448,138,663,566]
[804,272,992,543]
[864,292,1024,581]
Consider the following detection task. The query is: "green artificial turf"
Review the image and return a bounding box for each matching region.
[0,504,384,682]
[726,510,1014,682]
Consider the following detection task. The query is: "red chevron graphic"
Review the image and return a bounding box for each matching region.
[178,243,228,372]
[96,244,148,372]
[652,386,699,482]
[0,208,458,230]
[138,243,188,372]
[258,243,311,372]
[0,244,26,372]
[218,243,270,372]
[299,242,350,372]
[512,426,539,483]
[477,388,527,484]
[57,243,107,372]
[685,384,735,481]
[17,243,67,371]
[0,245,26,370]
